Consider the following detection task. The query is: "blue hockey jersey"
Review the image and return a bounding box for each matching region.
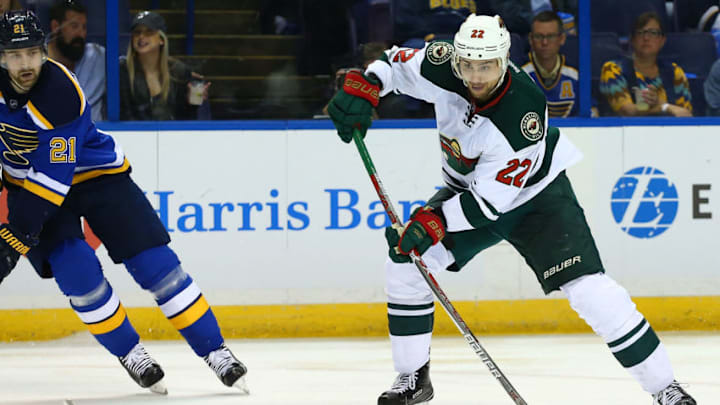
[521,54,579,118]
[0,59,129,235]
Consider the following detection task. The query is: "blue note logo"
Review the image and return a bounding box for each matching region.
[610,167,679,238]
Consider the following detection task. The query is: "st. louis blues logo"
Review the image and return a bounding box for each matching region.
[0,123,38,166]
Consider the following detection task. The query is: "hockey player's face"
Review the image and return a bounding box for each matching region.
[459,58,503,100]
[3,47,43,89]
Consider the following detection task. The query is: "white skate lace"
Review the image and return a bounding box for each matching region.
[121,344,155,377]
[389,371,418,393]
[654,382,689,405]
[204,345,238,377]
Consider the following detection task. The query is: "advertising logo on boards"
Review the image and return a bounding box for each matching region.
[610,166,679,238]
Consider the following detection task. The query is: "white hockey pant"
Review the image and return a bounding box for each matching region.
[561,273,675,394]
[385,243,454,373]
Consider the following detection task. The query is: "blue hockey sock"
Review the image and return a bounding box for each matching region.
[155,270,224,357]
[69,280,139,357]
[124,246,224,357]
[50,238,139,357]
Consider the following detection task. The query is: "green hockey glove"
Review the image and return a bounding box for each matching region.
[326,69,380,143]
[384,224,412,263]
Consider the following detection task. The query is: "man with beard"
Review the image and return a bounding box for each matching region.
[47,0,105,121]
[327,13,697,405]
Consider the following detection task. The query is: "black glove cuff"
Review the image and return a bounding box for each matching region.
[431,207,455,250]
[0,223,38,255]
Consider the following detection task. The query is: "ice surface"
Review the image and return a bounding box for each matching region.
[1,332,717,404]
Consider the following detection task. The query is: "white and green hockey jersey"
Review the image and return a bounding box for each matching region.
[365,40,583,232]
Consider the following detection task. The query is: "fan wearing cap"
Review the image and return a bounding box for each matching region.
[0,10,248,395]
[119,10,210,120]
[326,13,696,405]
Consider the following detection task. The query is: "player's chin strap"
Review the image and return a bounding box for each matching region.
[351,128,528,405]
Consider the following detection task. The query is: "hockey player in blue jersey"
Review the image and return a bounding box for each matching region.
[0,11,247,394]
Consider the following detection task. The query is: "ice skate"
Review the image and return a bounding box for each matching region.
[204,344,249,394]
[653,381,696,405]
[118,343,167,395]
[377,361,434,405]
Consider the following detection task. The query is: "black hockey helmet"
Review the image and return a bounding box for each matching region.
[0,10,46,51]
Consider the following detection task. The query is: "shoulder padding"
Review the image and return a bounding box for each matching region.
[480,66,547,152]
[28,60,85,129]
[420,40,466,97]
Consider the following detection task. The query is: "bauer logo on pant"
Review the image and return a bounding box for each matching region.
[543,255,582,279]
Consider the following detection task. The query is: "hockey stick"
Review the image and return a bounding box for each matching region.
[352,129,528,405]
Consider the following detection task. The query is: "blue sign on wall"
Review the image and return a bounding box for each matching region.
[611,167,679,238]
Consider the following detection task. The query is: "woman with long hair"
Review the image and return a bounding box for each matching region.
[119,11,210,120]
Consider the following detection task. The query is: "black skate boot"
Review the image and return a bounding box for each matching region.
[118,343,167,395]
[653,381,697,405]
[204,344,249,394]
[377,361,434,405]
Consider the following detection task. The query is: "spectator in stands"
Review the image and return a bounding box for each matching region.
[0,0,22,13]
[704,59,720,115]
[599,12,693,117]
[522,11,579,117]
[119,11,210,121]
[393,0,481,45]
[488,0,552,35]
[47,0,105,121]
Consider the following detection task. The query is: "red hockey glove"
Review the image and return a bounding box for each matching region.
[397,207,446,256]
[326,69,380,143]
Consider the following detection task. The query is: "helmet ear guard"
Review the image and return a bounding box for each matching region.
[451,14,511,85]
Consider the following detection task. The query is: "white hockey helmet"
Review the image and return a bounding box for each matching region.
[451,14,511,83]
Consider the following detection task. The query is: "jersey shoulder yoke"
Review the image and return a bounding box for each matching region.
[28,59,86,129]
[482,66,547,152]
[419,40,466,96]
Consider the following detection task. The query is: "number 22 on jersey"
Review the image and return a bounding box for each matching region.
[392,48,420,63]
[496,158,531,188]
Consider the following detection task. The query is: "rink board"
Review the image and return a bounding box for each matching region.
[0,126,718,340]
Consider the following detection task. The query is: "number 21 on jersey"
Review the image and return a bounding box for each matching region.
[50,137,76,163]
[496,158,531,188]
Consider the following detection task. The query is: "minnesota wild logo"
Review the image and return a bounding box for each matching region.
[440,134,478,175]
[0,123,39,166]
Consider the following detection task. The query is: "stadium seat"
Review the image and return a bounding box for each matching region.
[659,32,717,115]
[688,76,707,116]
[510,32,528,66]
[659,32,717,77]
[591,0,671,38]
[560,33,625,80]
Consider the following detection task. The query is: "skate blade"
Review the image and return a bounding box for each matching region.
[233,376,250,395]
[148,380,168,395]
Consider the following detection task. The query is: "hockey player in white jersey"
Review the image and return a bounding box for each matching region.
[327,14,696,405]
